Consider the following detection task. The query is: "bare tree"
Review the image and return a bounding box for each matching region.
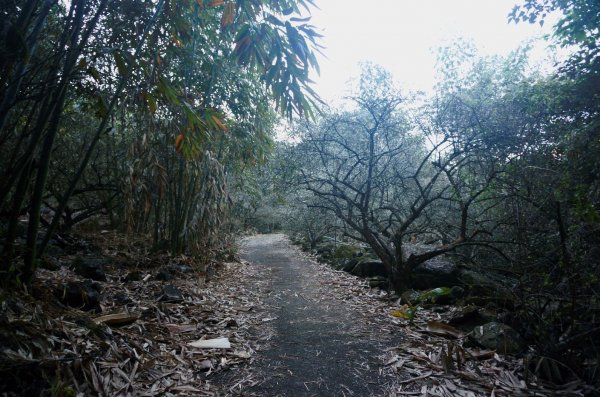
[297,65,506,292]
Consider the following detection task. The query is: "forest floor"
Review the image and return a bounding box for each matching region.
[213,234,587,397]
[1,232,592,396]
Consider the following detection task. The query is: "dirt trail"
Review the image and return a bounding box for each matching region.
[240,234,398,397]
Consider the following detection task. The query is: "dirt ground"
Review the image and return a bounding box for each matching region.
[238,234,401,396]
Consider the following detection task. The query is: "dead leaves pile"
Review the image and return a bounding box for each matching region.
[295,247,597,396]
[0,252,268,396]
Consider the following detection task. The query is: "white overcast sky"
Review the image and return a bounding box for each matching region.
[308,0,557,102]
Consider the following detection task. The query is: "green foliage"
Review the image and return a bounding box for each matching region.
[510,0,600,77]
[0,0,323,282]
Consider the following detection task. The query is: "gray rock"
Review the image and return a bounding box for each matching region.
[468,322,525,354]
[458,269,513,296]
[56,280,102,312]
[171,263,193,274]
[155,267,174,281]
[411,257,458,289]
[160,285,184,303]
[350,259,387,278]
[114,292,132,305]
[72,256,107,281]
[401,289,421,304]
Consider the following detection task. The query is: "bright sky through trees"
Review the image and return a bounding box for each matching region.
[310,0,556,102]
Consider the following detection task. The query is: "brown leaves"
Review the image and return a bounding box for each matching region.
[0,235,265,395]
[175,133,184,153]
[220,2,236,29]
[423,321,464,339]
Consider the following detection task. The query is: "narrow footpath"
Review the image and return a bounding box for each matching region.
[239,234,399,396]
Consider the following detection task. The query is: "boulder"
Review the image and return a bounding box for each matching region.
[350,259,387,278]
[160,285,184,303]
[72,256,107,281]
[56,280,102,312]
[467,322,525,354]
[459,269,516,309]
[411,257,458,289]
[458,269,513,296]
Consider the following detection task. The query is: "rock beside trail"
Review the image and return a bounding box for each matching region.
[160,285,184,303]
[155,263,195,281]
[467,322,525,354]
[458,269,514,297]
[411,257,458,289]
[72,256,107,281]
[350,259,387,278]
[55,280,102,312]
[400,286,464,305]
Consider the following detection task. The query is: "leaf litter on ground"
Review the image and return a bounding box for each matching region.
[1,231,597,396]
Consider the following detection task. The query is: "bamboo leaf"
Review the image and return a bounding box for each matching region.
[113,51,128,77]
[211,115,228,131]
[175,133,184,153]
[221,2,235,29]
[142,91,158,113]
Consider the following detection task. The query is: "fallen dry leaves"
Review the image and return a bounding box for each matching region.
[1,232,598,396]
[0,232,269,396]
[288,244,598,397]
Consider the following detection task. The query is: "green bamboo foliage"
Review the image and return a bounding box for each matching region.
[0,0,322,285]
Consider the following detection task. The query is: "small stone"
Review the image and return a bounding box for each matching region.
[56,280,101,312]
[114,292,132,305]
[155,268,174,281]
[160,285,184,303]
[468,322,525,354]
[401,289,421,304]
[170,263,193,274]
[72,256,107,281]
